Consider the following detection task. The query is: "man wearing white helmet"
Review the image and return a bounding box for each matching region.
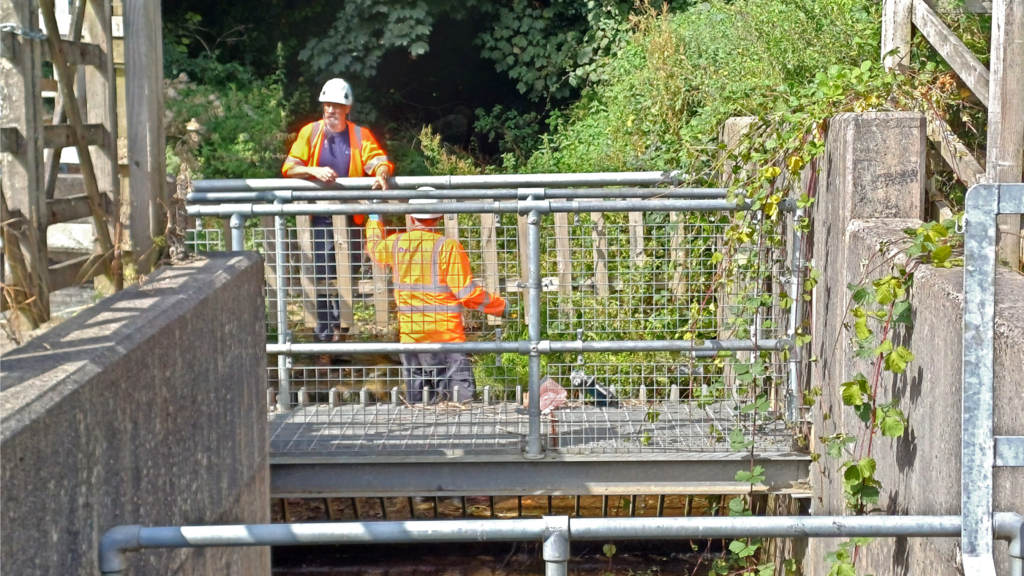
[282,78,395,351]
[366,191,508,403]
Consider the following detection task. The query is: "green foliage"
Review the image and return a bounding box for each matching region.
[164,16,291,179]
[299,0,454,78]
[477,0,633,101]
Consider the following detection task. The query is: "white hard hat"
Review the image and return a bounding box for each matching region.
[410,190,442,219]
[319,78,353,105]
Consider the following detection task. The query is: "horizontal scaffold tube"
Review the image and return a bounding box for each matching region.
[189,171,683,192]
[187,199,750,218]
[265,339,791,356]
[186,187,729,203]
[100,514,1023,575]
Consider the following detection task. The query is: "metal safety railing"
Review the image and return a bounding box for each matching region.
[186,174,806,460]
[962,184,1024,576]
[99,513,1023,576]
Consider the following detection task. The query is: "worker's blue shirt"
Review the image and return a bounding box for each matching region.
[313,127,350,227]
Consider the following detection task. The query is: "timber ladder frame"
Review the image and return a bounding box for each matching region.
[882,0,1024,269]
[1,0,120,327]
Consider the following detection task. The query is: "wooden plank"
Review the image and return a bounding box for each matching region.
[332,215,356,332]
[1,0,51,325]
[47,253,101,291]
[628,211,645,263]
[516,213,531,318]
[124,0,165,272]
[259,215,281,330]
[371,255,390,330]
[925,0,992,14]
[882,0,913,69]
[925,109,986,186]
[47,193,109,224]
[479,210,501,326]
[443,205,460,241]
[40,0,115,279]
[553,212,572,296]
[295,216,319,331]
[986,0,1024,270]
[590,212,610,297]
[42,122,106,148]
[668,212,687,296]
[39,38,103,67]
[913,0,990,105]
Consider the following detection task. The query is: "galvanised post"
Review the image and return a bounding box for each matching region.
[229,213,245,251]
[962,184,999,575]
[543,516,570,576]
[525,196,544,459]
[786,204,805,422]
[274,200,292,412]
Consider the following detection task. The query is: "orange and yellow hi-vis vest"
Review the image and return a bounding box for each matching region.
[366,220,506,343]
[282,120,394,225]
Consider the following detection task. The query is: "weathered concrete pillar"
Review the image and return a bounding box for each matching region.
[806,112,926,575]
[1,253,270,575]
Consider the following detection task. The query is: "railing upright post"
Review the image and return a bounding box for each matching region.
[229,213,245,251]
[525,198,544,459]
[275,200,292,412]
[786,204,805,422]
[543,516,570,576]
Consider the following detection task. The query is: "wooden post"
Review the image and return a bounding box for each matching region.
[260,215,281,328]
[82,0,120,224]
[124,0,165,273]
[590,212,609,297]
[517,213,530,317]
[443,205,460,241]
[332,215,356,332]
[553,212,572,296]
[295,215,319,332]
[479,210,501,326]
[628,211,645,264]
[986,0,1024,270]
[882,0,913,70]
[668,211,687,296]
[1,0,51,325]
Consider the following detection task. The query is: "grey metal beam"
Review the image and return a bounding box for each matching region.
[187,188,729,203]
[190,171,683,192]
[269,453,811,498]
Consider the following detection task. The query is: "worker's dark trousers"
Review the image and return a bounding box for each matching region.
[400,352,477,403]
[311,217,365,342]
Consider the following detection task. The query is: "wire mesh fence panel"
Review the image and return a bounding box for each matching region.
[267,356,528,454]
[543,355,791,453]
[189,205,795,456]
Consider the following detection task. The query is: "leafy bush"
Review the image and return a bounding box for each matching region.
[525,0,882,174]
[165,23,292,179]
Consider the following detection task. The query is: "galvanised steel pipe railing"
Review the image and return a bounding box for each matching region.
[192,189,795,458]
[187,187,730,203]
[99,513,1024,576]
[265,338,792,356]
[189,170,685,192]
[187,198,756,218]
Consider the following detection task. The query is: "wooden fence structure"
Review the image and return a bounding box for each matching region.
[1,0,163,331]
[883,0,1024,269]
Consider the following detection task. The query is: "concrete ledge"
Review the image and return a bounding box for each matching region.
[1,253,270,576]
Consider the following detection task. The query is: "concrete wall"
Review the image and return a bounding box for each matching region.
[806,113,1024,575]
[1,253,270,575]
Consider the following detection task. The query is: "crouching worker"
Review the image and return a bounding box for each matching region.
[365,195,507,403]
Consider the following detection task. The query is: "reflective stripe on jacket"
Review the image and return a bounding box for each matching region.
[282,120,394,178]
[366,220,506,343]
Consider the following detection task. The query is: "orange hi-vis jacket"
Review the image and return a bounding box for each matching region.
[366,220,506,343]
[282,120,394,225]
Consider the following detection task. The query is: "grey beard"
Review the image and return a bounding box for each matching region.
[323,117,344,133]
